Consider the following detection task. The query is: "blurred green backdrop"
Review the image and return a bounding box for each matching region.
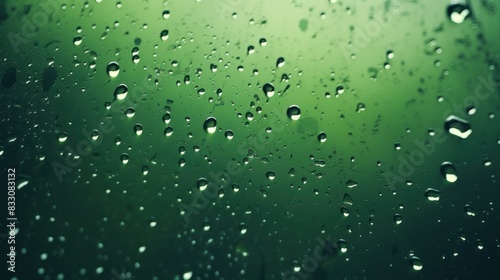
[0,0,499,279]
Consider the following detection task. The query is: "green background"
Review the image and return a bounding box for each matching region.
[1,0,499,279]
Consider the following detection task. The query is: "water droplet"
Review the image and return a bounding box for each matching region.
[132,55,140,64]
[445,115,472,139]
[425,188,441,201]
[464,204,476,216]
[106,62,119,78]
[318,132,327,142]
[134,124,143,135]
[276,57,285,67]
[356,103,366,113]
[120,153,129,164]
[73,36,83,46]
[447,3,471,24]
[203,117,217,134]
[266,171,276,180]
[247,45,255,55]
[58,132,68,143]
[197,178,208,191]
[476,240,484,250]
[342,193,353,205]
[164,127,173,137]
[346,180,358,188]
[240,223,247,234]
[440,161,458,183]
[125,107,135,118]
[337,239,348,253]
[114,84,128,100]
[340,206,350,217]
[262,83,275,97]
[410,256,423,271]
[160,29,169,41]
[387,50,395,59]
[259,38,267,46]
[286,105,301,120]
[225,130,234,140]
[183,271,193,280]
[162,10,170,19]
[162,113,171,124]
[394,214,403,224]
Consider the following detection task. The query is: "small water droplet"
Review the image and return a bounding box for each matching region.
[125,107,135,118]
[318,132,327,142]
[445,115,472,139]
[225,130,234,140]
[160,29,169,41]
[340,206,350,217]
[356,103,366,113]
[440,161,458,183]
[58,132,68,143]
[259,38,267,46]
[425,188,441,201]
[203,117,217,134]
[162,113,171,124]
[464,204,476,216]
[393,214,403,224]
[197,178,208,191]
[106,62,119,78]
[346,180,358,188]
[164,127,173,137]
[410,256,423,271]
[262,83,275,97]
[120,153,129,164]
[162,10,170,19]
[239,223,247,234]
[73,36,83,46]
[286,105,301,120]
[134,124,143,135]
[247,45,255,55]
[114,84,128,100]
[276,57,285,67]
[337,239,348,253]
[266,171,276,180]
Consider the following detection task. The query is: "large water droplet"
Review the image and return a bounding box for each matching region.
[203,117,217,134]
[287,105,301,120]
[440,161,458,182]
[445,115,472,139]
